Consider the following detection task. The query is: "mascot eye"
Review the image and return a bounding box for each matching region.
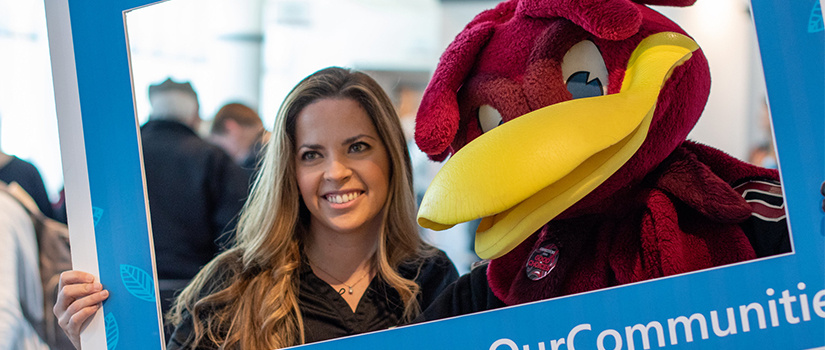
[561,40,608,99]
[478,104,503,133]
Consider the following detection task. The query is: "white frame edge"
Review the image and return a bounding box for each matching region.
[44,0,106,348]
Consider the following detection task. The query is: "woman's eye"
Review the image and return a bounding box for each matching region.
[349,142,370,153]
[561,40,608,99]
[301,151,320,161]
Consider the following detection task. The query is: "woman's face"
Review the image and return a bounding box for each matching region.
[294,97,391,237]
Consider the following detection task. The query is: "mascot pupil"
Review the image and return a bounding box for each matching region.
[413,0,791,317]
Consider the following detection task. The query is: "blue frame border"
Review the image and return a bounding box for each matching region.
[45,0,824,349]
[46,0,164,348]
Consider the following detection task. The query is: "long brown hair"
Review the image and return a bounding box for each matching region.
[169,67,427,349]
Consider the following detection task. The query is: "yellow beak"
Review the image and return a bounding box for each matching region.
[417,32,700,259]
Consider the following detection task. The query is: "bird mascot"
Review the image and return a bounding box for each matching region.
[414,0,790,318]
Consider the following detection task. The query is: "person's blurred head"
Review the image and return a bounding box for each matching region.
[209,102,265,163]
[148,78,200,129]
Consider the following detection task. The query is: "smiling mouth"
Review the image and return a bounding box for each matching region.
[324,191,362,204]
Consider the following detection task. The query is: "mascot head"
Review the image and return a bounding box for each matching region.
[415,0,710,259]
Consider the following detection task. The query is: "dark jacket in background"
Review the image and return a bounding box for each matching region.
[0,156,55,220]
[140,119,249,281]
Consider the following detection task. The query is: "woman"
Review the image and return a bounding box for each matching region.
[54,67,458,349]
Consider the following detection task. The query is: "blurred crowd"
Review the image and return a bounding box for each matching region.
[0,78,267,349]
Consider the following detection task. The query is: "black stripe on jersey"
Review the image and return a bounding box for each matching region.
[733,179,786,222]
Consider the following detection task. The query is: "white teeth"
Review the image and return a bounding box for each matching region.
[327,192,359,204]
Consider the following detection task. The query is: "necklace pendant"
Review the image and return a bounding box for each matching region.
[348,287,354,294]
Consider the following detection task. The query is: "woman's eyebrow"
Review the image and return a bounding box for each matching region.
[297,144,323,151]
[342,134,377,146]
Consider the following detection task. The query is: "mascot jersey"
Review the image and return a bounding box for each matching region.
[412,0,790,320]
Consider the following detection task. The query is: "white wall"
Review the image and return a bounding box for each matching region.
[126,0,265,129]
[258,0,441,129]
[654,0,764,160]
[0,1,63,199]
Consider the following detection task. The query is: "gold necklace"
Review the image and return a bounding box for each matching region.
[308,259,370,295]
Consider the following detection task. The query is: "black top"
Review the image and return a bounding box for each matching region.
[167,250,458,349]
[733,178,791,257]
[140,120,249,281]
[0,156,55,220]
[414,262,505,323]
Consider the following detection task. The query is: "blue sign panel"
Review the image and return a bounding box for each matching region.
[45,0,163,349]
[45,0,823,349]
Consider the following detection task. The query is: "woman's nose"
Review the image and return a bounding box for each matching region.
[323,158,353,182]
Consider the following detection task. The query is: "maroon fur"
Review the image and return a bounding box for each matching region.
[487,143,777,305]
[517,0,642,41]
[633,0,697,6]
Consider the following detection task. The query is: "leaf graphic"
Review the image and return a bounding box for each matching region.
[119,264,155,302]
[810,0,824,33]
[105,313,119,350]
[92,206,104,227]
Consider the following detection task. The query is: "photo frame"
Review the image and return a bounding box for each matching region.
[46,0,165,348]
[45,0,823,349]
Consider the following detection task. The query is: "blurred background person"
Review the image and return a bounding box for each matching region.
[208,102,268,180]
[393,84,481,274]
[0,183,49,350]
[140,78,249,331]
[747,98,777,169]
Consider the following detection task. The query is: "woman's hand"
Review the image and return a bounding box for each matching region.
[53,270,110,349]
